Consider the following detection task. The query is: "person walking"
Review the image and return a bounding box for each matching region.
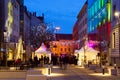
[63,54,69,70]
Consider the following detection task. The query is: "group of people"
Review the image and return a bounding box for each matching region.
[7,54,77,70]
[33,55,50,67]
[51,54,78,69]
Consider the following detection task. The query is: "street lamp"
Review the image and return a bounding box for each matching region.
[83,36,87,66]
[55,26,60,40]
[55,26,60,31]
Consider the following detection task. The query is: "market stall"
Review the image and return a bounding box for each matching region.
[77,47,99,66]
[34,43,51,61]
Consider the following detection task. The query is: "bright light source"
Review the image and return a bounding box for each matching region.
[47,73,66,76]
[55,26,60,30]
[114,12,119,17]
[89,73,111,76]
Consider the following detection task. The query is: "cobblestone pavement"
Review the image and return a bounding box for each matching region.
[47,65,120,80]
[0,65,120,80]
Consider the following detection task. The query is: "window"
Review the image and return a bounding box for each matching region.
[61,48,62,51]
[112,32,115,48]
[68,48,70,51]
[65,48,66,52]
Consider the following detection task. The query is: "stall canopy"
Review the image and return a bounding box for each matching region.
[77,47,99,63]
[35,43,47,53]
[35,43,51,60]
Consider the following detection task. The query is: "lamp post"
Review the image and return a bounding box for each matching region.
[114,11,120,65]
[55,26,60,41]
[83,37,87,66]
[83,45,86,66]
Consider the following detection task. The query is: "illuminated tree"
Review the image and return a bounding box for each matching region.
[30,22,55,49]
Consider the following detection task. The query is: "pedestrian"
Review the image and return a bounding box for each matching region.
[59,54,63,69]
[63,54,69,70]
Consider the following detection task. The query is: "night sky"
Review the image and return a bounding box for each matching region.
[24,0,87,34]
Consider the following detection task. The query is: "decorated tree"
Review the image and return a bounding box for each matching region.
[30,22,55,50]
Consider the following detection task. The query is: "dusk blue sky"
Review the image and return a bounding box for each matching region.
[24,0,87,34]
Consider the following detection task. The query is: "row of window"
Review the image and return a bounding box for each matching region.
[88,0,106,19]
[54,47,71,52]
[78,17,87,28]
[53,43,73,46]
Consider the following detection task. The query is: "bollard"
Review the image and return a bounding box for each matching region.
[102,65,105,75]
[48,63,51,75]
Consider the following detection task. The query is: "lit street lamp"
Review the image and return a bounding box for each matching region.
[55,26,60,40]
[55,26,60,31]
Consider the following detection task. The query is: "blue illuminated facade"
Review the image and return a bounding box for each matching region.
[88,0,111,34]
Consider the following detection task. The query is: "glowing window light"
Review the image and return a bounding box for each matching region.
[103,18,106,23]
[95,2,97,13]
[99,0,101,9]
[99,22,101,26]
[88,0,111,33]
[100,0,102,8]
[102,0,104,7]
[91,6,94,16]
[92,26,94,31]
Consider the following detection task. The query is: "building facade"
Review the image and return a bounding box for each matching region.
[23,7,30,46]
[50,34,73,56]
[88,0,111,41]
[77,1,88,49]
[23,7,31,61]
[88,0,112,65]
[111,0,120,66]
[50,40,74,56]
[0,0,5,60]
[10,0,20,43]
[0,0,20,66]
[72,21,79,41]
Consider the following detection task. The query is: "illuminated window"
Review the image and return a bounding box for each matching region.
[68,48,70,51]
[95,2,97,13]
[103,18,106,23]
[102,0,104,7]
[65,48,66,52]
[61,48,62,51]
[112,32,115,49]
[99,0,101,9]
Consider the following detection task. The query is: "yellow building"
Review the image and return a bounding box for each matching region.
[50,40,74,56]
